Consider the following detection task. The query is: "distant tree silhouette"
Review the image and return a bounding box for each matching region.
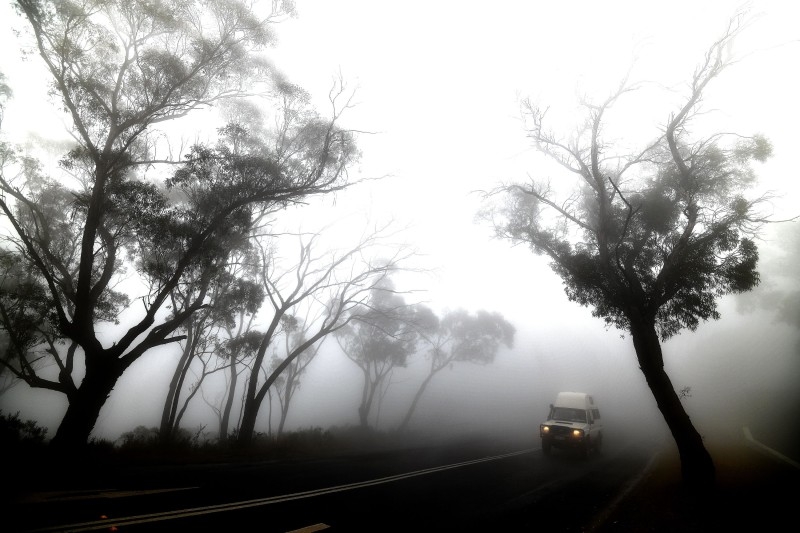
[236,226,413,445]
[216,322,263,443]
[398,308,514,433]
[268,314,325,436]
[335,280,418,429]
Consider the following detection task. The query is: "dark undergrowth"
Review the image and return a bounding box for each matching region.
[1,410,438,500]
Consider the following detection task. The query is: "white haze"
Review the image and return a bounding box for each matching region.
[0,0,798,455]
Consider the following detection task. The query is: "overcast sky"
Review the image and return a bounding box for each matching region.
[265,0,800,310]
[0,0,798,440]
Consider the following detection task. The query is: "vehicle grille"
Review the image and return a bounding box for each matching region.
[548,425,573,436]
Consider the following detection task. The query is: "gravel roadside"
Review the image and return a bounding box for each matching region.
[588,437,799,532]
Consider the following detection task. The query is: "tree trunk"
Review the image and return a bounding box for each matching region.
[358,403,369,428]
[358,367,377,428]
[174,367,209,433]
[266,390,274,437]
[238,396,259,444]
[160,327,196,442]
[238,329,333,445]
[277,382,293,436]
[239,379,274,444]
[219,355,238,443]
[629,315,715,490]
[50,354,121,449]
[277,401,288,436]
[397,370,438,433]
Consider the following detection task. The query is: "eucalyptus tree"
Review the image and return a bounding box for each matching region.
[236,225,413,445]
[0,0,359,447]
[486,18,773,488]
[216,298,264,443]
[265,313,325,436]
[159,309,214,443]
[198,327,262,443]
[159,333,220,441]
[397,308,515,433]
[335,281,418,429]
[159,260,264,442]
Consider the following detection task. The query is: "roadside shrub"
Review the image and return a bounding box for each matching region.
[118,425,161,448]
[0,410,48,447]
[273,426,334,455]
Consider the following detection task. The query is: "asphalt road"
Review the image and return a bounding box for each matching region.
[7,439,656,532]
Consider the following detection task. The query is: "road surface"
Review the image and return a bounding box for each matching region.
[7,439,656,532]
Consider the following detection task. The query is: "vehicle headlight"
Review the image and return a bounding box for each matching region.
[572,429,584,438]
[541,425,550,434]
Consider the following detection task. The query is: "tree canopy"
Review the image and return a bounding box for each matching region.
[397,308,515,433]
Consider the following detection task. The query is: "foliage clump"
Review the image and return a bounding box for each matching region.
[0,410,48,447]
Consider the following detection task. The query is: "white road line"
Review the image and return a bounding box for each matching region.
[285,523,330,533]
[583,450,661,533]
[743,426,800,470]
[26,449,535,533]
[19,487,200,503]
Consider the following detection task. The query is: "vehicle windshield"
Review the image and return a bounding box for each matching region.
[551,407,586,423]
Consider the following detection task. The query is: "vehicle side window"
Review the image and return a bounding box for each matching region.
[592,408,601,420]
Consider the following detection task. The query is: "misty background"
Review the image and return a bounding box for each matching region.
[0,0,798,452]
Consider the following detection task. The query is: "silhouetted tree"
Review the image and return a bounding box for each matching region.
[216,315,263,443]
[335,280,417,429]
[237,225,412,445]
[159,312,211,442]
[486,17,773,489]
[398,308,515,433]
[0,0,358,448]
[267,314,325,436]
[159,256,264,443]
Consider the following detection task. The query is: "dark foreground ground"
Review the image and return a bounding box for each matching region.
[3,428,797,532]
[589,437,799,532]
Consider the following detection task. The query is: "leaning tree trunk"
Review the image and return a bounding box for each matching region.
[238,377,275,444]
[51,352,123,449]
[238,393,260,445]
[277,382,294,436]
[160,326,197,443]
[219,354,239,443]
[358,367,377,429]
[629,315,715,490]
[397,369,439,433]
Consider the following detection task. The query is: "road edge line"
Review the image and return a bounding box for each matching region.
[583,450,661,533]
[742,426,800,470]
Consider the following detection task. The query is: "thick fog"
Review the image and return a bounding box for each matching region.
[3,224,797,452]
[0,0,798,458]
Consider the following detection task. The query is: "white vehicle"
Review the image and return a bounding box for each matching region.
[539,392,603,457]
